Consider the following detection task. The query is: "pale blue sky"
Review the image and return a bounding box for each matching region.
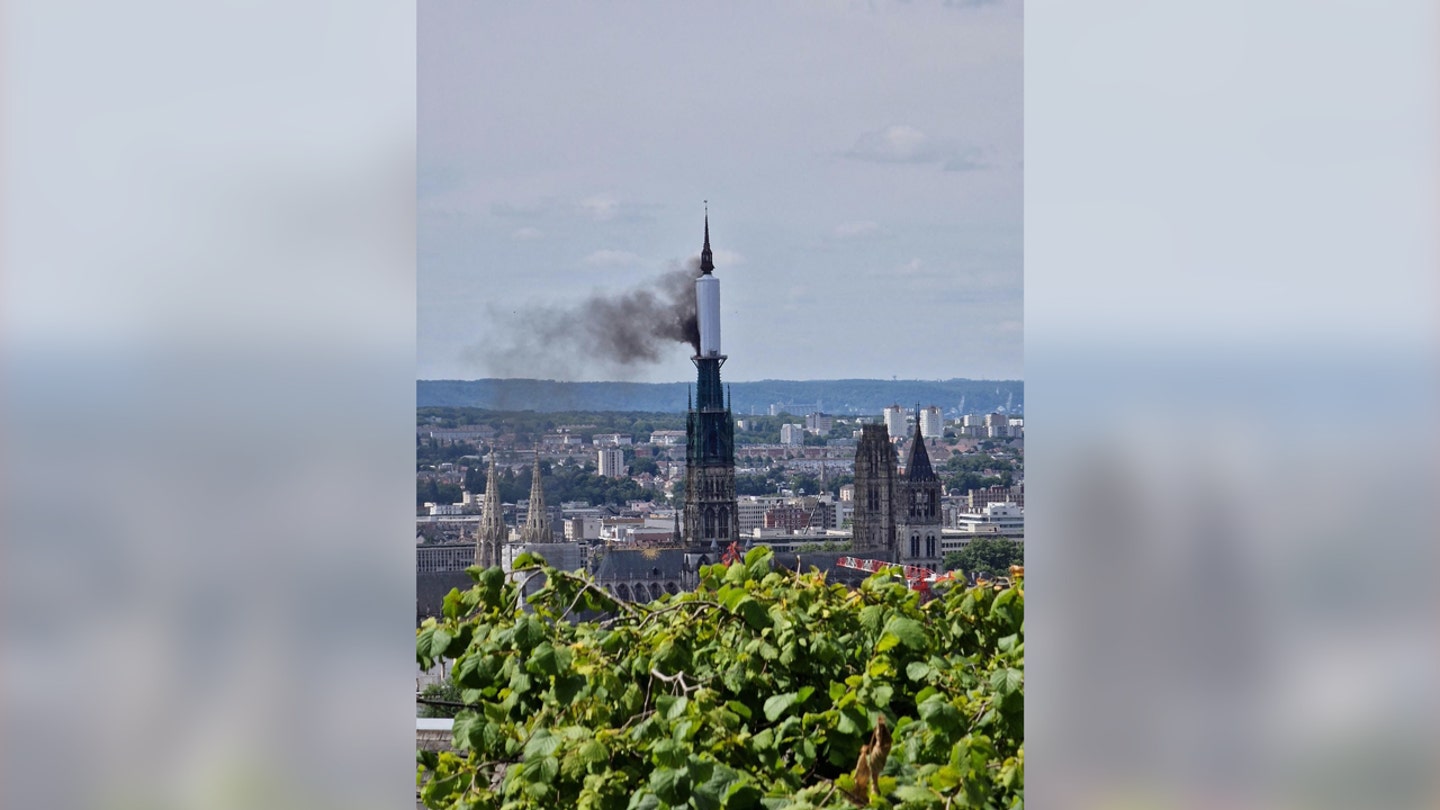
[418,0,1022,382]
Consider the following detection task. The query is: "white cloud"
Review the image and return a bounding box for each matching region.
[582,249,643,267]
[713,249,745,266]
[832,221,881,239]
[579,195,620,221]
[845,125,989,172]
[511,227,543,241]
[845,125,946,164]
[897,258,926,276]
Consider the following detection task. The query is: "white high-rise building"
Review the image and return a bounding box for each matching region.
[919,406,943,439]
[598,448,626,478]
[780,423,805,446]
[882,404,907,440]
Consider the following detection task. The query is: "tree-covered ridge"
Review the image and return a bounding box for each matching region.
[418,379,1024,416]
[417,549,1024,809]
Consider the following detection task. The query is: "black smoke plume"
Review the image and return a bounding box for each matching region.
[466,260,701,380]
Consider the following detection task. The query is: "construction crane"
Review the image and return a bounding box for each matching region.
[835,556,960,594]
[720,541,744,566]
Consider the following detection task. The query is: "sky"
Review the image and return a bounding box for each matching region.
[418,0,1022,383]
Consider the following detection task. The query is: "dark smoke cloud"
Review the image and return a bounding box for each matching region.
[465,260,701,379]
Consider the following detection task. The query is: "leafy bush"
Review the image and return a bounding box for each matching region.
[416,548,1023,809]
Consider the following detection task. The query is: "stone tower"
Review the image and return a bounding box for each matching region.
[684,211,739,547]
[852,423,897,559]
[474,454,507,568]
[519,451,552,544]
[897,419,943,568]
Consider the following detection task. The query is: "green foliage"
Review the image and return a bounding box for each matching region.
[419,680,463,719]
[417,550,1023,809]
[941,538,1025,579]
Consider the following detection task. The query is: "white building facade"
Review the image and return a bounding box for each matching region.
[598,448,626,478]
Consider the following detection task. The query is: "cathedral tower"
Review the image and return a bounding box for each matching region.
[852,423,897,558]
[896,418,943,568]
[684,211,738,547]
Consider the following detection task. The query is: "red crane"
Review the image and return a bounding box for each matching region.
[835,556,959,594]
[720,541,744,566]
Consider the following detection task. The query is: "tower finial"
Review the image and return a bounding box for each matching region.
[700,204,714,275]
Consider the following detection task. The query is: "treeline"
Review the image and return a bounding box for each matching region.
[417,378,1025,415]
[418,459,653,509]
[418,408,686,445]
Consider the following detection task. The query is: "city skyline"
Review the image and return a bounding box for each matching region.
[419,1,1022,383]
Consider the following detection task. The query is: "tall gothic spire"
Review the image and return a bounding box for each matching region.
[522,451,551,543]
[700,203,714,275]
[476,453,505,568]
[904,419,937,482]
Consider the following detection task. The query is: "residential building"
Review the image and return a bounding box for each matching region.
[598,448,626,478]
[805,412,834,434]
[883,404,908,440]
[919,406,944,439]
[780,423,805,446]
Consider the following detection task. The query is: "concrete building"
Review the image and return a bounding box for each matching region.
[648,430,687,446]
[593,433,633,447]
[883,404,908,440]
[919,406,944,439]
[953,502,1024,539]
[598,448,626,478]
[564,515,602,542]
[780,423,805,446]
[981,413,1010,438]
[737,496,784,535]
[805,412,834,434]
[963,484,1024,512]
[416,543,475,574]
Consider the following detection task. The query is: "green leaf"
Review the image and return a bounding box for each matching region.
[726,700,753,720]
[883,616,926,649]
[651,766,692,804]
[524,729,561,759]
[894,784,939,803]
[627,791,662,810]
[763,692,800,722]
[578,738,608,765]
[441,588,463,620]
[725,782,763,808]
[990,666,1024,696]
[451,711,484,751]
[906,661,932,681]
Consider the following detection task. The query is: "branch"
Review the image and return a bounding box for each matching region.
[637,599,724,630]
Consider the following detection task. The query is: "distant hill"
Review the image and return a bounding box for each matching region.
[417,378,1023,416]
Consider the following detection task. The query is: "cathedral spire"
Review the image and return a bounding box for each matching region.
[700,203,714,275]
[476,453,505,568]
[522,451,551,543]
[904,419,937,482]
